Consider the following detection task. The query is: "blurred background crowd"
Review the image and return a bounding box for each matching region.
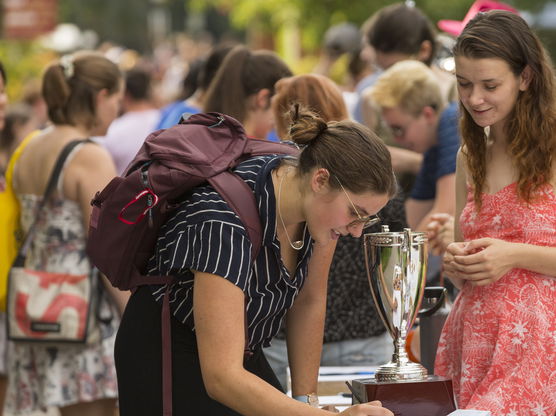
[1,0,555,415]
[2,0,556,111]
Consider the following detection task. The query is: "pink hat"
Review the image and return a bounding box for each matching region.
[437,0,518,36]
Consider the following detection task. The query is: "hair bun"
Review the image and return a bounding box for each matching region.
[287,104,328,145]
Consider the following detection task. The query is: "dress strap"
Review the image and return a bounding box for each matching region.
[56,141,91,198]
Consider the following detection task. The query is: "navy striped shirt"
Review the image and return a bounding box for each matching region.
[148,155,313,350]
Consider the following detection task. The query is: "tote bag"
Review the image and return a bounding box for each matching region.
[7,265,101,344]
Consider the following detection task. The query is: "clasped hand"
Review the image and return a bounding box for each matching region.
[443,237,516,286]
[426,213,454,256]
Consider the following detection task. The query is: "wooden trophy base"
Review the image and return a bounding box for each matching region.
[351,375,456,416]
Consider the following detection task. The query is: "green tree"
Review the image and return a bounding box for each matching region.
[189,0,547,53]
[190,0,396,52]
[0,42,55,102]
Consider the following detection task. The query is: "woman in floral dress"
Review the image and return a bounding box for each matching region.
[436,11,556,415]
[9,52,128,415]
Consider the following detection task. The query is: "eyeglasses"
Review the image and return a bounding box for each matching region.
[388,106,436,139]
[335,177,381,230]
[390,125,406,138]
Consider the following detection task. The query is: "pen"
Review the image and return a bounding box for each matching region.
[345,381,365,404]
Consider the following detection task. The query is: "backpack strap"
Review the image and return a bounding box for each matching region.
[209,171,263,262]
[209,169,261,351]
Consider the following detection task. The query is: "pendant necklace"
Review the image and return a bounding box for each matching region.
[277,169,304,251]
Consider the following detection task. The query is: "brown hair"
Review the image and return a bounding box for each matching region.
[287,105,396,196]
[202,45,292,123]
[365,3,437,67]
[454,11,556,208]
[42,51,122,129]
[272,74,349,139]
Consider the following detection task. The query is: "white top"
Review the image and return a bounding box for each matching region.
[102,109,160,175]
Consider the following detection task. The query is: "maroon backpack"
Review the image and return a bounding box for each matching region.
[87,112,298,416]
[88,112,298,288]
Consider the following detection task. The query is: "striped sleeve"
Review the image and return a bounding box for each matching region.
[168,220,253,291]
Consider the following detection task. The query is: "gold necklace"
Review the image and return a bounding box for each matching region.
[277,169,304,251]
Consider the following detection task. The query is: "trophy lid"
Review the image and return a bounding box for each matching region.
[364,227,427,247]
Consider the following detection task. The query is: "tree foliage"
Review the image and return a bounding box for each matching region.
[191,0,395,51]
[0,42,55,102]
[189,0,545,53]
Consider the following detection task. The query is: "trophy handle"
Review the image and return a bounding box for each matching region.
[364,238,395,337]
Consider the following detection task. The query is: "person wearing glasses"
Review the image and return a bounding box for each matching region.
[115,104,397,416]
[370,60,460,234]
[264,74,407,390]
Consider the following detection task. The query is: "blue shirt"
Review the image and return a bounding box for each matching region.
[157,102,280,142]
[352,72,382,123]
[156,100,201,129]
[410,102,460,200]
[148,155,313,350]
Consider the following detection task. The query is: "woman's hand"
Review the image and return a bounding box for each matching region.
[339,401,394,415]
[442,242,470,289]
[426,213,454,256]
[443,238,516,286]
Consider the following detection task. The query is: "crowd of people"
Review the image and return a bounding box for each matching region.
[0,1,555,415]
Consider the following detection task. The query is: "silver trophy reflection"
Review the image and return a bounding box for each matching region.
[350,226,456,416]
[365,226,427,380]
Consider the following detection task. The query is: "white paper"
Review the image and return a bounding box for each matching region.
[448,410,492,416]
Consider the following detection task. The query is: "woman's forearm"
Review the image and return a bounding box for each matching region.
[511,243,556,277]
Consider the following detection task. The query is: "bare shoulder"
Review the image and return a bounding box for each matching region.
[66,141,116,188]
[456,144,469,176]
[455,146,470,191]
[456,146,468,173]
[456,145,467,162]
[74,140,112,162]
[71,141,116,173]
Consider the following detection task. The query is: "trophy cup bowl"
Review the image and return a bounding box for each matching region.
[350,226,456,416]
[365,226,428,381]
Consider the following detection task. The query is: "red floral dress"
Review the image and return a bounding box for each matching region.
[435,183,556,416]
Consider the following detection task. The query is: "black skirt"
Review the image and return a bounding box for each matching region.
[115,286,284,416]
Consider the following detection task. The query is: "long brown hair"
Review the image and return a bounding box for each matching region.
[454,11,556,208]
[42,51,121,129]
[203,45,292,123]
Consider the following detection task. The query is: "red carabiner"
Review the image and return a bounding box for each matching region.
[118,188,159,225]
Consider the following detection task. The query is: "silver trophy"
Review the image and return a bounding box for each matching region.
[364,226,428,381]
[352,226,456,414]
